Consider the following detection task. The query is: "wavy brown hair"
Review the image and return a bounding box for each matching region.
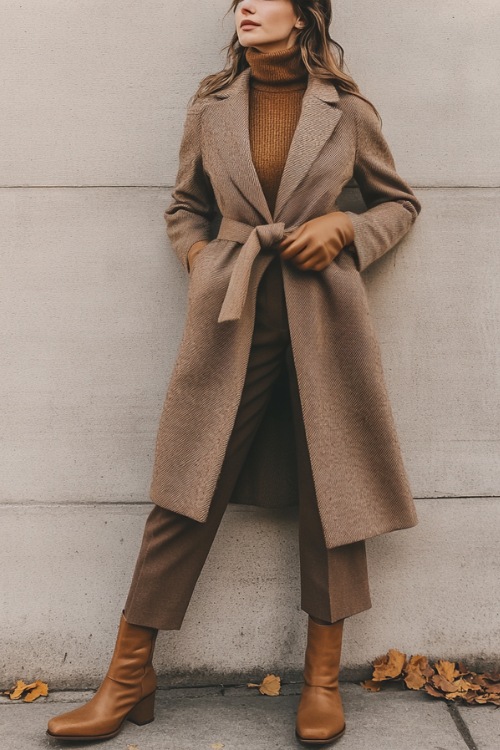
[190,0,380,124]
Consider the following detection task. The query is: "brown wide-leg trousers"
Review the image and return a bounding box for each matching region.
[123,254,372,630]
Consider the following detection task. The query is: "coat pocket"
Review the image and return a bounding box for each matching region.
[188,238,221,278]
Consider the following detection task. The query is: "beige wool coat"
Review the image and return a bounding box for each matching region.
[149,66,422,550]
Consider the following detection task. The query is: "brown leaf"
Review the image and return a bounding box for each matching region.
[404,670,427,690]
[483,670,500,681]
[360,679,381,692]
[364,651,500,706]
[247,673,281,696]
[405,654,430,671]
[435,659,459,682]
[473,694,493,704]
[464,693,480,704]
[8,680,31,700]
[259,674,281,696]
[23,681,49,702]
[403,654,432,690]
[468,673,488,687]
[5,679,49,702]
[423,684,446,699]
[484,682,500,693]
[454,678,481,693]
[431,674,458,693]
[372,649,406,681]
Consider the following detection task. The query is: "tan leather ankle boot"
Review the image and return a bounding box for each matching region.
[46,610,158,741]
[295,616,346,746]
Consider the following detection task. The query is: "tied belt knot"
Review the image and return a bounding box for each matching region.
[215,216,300,323]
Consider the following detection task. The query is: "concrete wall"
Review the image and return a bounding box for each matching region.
[1,1,499,686]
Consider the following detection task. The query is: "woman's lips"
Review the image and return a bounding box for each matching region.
[241,23,260,30]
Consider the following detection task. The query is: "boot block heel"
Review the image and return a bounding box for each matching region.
[127,690,156,725]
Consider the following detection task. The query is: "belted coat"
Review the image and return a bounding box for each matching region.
[149,66,422,549]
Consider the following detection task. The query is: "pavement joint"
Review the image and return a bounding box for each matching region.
[448,702,480,750]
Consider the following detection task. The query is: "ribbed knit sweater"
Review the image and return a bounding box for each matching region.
[244,42,308,216]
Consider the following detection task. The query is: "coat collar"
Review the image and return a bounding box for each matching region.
[208,67,343,223]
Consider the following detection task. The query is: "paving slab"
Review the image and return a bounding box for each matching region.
[456,702,500,750]
[0,681,481,750]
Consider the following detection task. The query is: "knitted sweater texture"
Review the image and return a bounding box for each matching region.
[244,42,308,216]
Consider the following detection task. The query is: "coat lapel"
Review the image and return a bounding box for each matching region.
[210,66,343,223]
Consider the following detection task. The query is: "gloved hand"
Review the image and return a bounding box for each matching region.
[275,211,355,271]
[187,239,209,273]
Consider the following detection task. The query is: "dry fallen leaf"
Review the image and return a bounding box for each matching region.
[435,659,460,682]
[432,674,458,693]
[359,679,381,692]
[361,650,500,706]
[4,680,30,699]
[247,673,281,696]
[372,648,406,681]
[403,654,433,691]
[484,681,500,694]
[23,681,49,702]
[423,684,443,699]
[4,679,49,702]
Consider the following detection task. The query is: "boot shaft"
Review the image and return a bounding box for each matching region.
[303,617,344,689]
[106,612,158,686]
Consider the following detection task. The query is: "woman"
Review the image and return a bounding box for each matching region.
[47,0,421,745]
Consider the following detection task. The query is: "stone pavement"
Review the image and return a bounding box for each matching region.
[0,681,498,749]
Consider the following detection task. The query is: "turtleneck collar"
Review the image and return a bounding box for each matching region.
[244,42,308,92]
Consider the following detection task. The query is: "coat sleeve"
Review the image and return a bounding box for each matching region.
[164,98,217,272]
[343,96,421,273]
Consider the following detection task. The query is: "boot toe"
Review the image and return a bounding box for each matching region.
[46,700,115,739]
[47,709,84,738]
[296,720,346,742]
[296,711,346,742]
[295,686,345,743]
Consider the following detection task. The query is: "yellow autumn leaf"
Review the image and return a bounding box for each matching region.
[431,674,457,693]
[5,678,49,702]
[23,681,49,702]
[435,659,459,682]
[8,680,31,700]
[259,674,281,696]
[453,678,481,693]
[472,694,492,704]
[404,670,427,690]
[372,649,406,681]
[403,654,433,690]
[247,673,281,696]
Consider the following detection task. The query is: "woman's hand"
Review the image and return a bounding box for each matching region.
[187,240,209,273]
[275,211,355,271]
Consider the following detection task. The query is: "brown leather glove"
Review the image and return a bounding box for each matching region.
[187,239,209,273]
[276,211,355,271]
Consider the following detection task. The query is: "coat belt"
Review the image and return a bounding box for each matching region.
[215,216,300,323]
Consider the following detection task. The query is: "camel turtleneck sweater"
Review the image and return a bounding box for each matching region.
[244,42,308,216]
